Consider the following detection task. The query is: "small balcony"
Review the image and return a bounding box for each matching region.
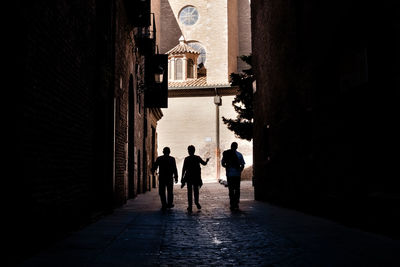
[134,12,156,55]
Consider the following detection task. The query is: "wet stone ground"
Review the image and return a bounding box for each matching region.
[20,181,400,267]
[158,182,302,266]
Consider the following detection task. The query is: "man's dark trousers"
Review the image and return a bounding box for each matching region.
[187,182,199,208]
[227,176,240,208]
[159,179,174,208]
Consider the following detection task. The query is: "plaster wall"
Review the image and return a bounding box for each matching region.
[157,96,253,182]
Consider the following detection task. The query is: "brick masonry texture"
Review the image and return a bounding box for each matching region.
[21,0,107,232]
[14,1,160,263]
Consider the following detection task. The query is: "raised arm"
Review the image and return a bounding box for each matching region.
[199,156,210,166]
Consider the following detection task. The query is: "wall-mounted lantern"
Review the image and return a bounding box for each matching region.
[144,54,168,108]
[154,65,164,84]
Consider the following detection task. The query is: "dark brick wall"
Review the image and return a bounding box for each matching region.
[112,0,154,204]
[114,0,135,206]
[12,0,156,262]
[251,0,399,237]
[19,0,105,246]
[14,0,117,260]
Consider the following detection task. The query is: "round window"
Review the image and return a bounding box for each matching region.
[179,6,199,26]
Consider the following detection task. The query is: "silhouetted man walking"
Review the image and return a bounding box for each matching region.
[221,142,245,211]
[181,145,209,213]
[152,147,178,211]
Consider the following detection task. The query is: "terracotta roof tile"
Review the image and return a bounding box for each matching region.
[166,42,201,55]
[168,77,230,88]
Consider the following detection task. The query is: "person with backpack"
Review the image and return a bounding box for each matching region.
[221,142,245,211]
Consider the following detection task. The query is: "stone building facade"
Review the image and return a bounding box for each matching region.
[14,0,163,261]
[152,0,253,181]
[158,0,252,83]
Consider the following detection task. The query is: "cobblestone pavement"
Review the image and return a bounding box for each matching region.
[20,181,400,267]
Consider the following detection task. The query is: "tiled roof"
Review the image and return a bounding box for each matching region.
[168,76,230,89]
[166,42,201,55]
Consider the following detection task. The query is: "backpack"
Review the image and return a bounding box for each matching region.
[222,149,241,169]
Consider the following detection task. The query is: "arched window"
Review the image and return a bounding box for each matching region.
[187,59,194,78]
[187,42,206,67]
[175,59,182,80]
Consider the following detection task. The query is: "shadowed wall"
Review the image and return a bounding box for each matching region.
[251,0,400,237]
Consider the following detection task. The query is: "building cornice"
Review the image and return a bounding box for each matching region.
[168,85,238,98]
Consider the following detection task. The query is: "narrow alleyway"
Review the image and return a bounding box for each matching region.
[20,181,399,266]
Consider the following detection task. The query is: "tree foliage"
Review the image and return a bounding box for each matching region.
[222,55,254,141]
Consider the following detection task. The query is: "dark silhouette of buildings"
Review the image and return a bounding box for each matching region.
[251,0,400,237]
